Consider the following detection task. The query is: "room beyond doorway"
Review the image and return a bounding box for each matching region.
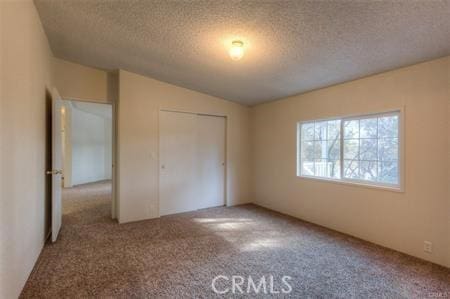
[60,100,113,220]
[62,180,112,225]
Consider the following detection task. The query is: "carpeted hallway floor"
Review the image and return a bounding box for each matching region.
[21,181,449,298]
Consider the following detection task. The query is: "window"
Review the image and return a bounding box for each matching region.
[299,119,341,179]
[298,111,401,189]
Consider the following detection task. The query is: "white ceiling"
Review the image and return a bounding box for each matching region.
[35,0,450,106]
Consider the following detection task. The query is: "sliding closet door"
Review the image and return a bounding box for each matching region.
[197,115,226,209]
[159,111,226,216]
[159,111,198,216]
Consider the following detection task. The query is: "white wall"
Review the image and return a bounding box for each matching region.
[250,57,450,267]
[70,103,112,186]
[0,1,54,297]
[118,70,250,223]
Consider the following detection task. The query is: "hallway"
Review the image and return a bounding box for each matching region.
[62,181,112,225]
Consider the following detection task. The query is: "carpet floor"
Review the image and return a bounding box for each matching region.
[21,181,449,298]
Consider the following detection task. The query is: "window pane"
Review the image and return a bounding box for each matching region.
[298,112,400,188]
[314,140,327,159]
[301,141,314,161]
[327,139,340,161]
[344,160,359,179]
[327,120,341,140]
[360,118,377,138]
[302,123,315,141]
[360,160,378,181]
[378,161,398,184]
[378,138,398,161]
[300,119,341,179]
[314,121,327,141]
[378,115,398,138]
[327,160,340,179]
[344,120,359,139]
[301,160,314,176]
[314,159,328,177]
[344,139,359,160]
[360,138,377,160]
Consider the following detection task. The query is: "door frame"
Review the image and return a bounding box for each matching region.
[158,108,228,217]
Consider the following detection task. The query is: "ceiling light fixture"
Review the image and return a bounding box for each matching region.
[229,40,244,61]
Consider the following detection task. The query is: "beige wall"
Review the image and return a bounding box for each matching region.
[52,57,109,103]
[0,6,448,299]
[0,1,54,297]
[118,70,250,223]
[250,57,450,267]
[448,59,450,269]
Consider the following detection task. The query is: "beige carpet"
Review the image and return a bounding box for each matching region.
[21,181,449,298]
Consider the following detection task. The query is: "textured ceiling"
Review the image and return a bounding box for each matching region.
[35,0,450,106]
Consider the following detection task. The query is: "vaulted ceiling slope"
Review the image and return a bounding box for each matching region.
[35,0,450,106]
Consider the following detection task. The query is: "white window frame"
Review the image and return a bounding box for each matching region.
[297,109,404,192]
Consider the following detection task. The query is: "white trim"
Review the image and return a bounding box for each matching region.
[297,108,402,124]
[298,175,403,193]
[159,107,227,118]
[297,108,404,192]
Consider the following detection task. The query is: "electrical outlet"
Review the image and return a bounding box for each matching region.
[424,241,432,253]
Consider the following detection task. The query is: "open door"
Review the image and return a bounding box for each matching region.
[47,88,63,242]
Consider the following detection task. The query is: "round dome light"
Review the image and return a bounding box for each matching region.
[229,40,244,60]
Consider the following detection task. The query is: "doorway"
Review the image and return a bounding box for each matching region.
[60,100,113,222]
[159,110,226,216]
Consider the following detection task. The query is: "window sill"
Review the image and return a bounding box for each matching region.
[297,175,404,193]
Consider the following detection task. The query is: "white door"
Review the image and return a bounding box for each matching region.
[197,115,226,209]
[49,88,63,242]
[159,111,198,216]
[159,111,226,216]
